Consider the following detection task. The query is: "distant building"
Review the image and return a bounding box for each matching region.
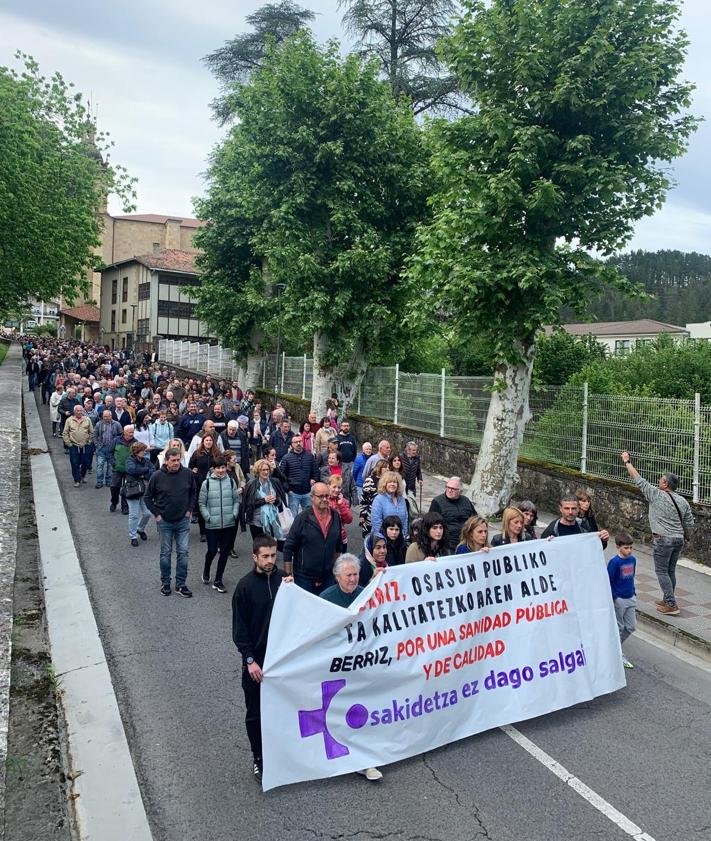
[686,322,711,341]
[59,305,101,343]
[99,249,212,352]
[28,299,60,329]
[548,319,689,355]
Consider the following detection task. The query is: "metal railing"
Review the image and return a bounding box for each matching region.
[157,339,710,503]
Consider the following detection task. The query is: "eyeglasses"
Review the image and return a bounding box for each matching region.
[446,486,461,491]
[312,493,329,499]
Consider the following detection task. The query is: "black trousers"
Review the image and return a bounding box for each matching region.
[110,472,129,512]
[204,525,236,583]
[241,668,262,761]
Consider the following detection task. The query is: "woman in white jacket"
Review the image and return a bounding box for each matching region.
[49,384,64,437]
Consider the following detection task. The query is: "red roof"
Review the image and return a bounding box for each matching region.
[60,305,101,322]
[112,213,205,228]
[134,249,198,273]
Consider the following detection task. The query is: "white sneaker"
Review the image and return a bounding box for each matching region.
[357,767,383,782]
[622,656,634,669]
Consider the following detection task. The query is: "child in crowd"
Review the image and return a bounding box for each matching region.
[607,531,637,669]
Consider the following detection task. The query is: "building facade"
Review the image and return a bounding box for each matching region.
[550,319,690,355]
[99,249,212,351]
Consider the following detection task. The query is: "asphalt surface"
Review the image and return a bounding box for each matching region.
[37,396,711,841]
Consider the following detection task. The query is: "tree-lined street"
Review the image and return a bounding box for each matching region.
[32,391,711,841]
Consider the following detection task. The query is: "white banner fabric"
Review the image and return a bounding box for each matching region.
[261,533,624,791]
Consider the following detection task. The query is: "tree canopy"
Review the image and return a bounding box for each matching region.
[203,1,315,125]
[0,53,135,317]
[339,0,463,114]
[194,32,428,405]
[407,0,698,514]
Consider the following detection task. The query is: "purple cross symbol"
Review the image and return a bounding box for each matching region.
[298,680,369,760]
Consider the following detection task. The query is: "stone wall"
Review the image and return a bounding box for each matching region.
[253,388,711,565]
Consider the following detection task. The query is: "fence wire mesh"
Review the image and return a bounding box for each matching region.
[158,340,711,504]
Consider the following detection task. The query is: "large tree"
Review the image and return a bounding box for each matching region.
[409,0,698,515]
[0,54,135,316]
[339,0,463,114]
[195,32,427,412]
[203,1,315,125]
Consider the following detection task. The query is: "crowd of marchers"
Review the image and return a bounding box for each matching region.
[22,336,693,785]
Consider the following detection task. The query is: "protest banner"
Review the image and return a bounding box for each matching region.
[261,533,624,791]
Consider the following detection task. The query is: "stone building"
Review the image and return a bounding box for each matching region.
[99,249,212,352]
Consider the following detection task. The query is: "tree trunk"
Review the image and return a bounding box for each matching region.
[333,346,368,419]
[237,361,247,387]
[310,333,368,418]
[244,353,264,391]
[469,338,536,518]
[310,332,334,416]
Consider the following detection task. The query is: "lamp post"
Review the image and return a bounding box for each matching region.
[273,283,286,395]
[130,304,137,353]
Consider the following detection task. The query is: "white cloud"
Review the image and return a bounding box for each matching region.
[628,201,711,254]
[1,0,708,249]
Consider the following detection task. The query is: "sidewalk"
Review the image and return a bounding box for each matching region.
[418,469,711,661]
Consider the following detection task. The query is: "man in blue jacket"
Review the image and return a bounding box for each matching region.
[176,402,204,446]
[280,434,319,516]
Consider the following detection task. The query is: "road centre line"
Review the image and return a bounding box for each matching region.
[500,725,656,841]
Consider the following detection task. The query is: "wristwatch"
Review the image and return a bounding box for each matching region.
[246,656,255,665]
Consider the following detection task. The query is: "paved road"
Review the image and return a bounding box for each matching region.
[38,397,711,841]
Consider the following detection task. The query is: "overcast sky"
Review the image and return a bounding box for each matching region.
[1,1,709,254]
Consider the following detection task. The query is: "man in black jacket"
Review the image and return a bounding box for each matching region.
[429,477,477,554]
[280,434,318,516]
[283,482,344,595]
[144,448,197,597]
[232,534,289,782]
[401,441,423,495]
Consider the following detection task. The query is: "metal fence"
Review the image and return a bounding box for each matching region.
[157,339,711,504]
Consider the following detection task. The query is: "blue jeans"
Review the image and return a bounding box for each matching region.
[157,518,191,587]
[294,573,335,596]
[289,492,312,517]
[68,446,90,483]
[652,535,685,606]
[128,497,151,540]
[95,447,113,486]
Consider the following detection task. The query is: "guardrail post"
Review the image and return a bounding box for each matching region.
[393,363,400,425]
[302,354,307,399]
[280,351,286,394]
[693,392,701,503]
[581,381,589,474]
[440,368,446,438]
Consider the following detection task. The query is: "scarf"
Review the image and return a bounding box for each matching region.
[257,477,283,539]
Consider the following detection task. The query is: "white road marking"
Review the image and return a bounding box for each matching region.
[500,724,657,841]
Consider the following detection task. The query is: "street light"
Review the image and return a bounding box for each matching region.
[273,283,286,395]
[131,304,137,353]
